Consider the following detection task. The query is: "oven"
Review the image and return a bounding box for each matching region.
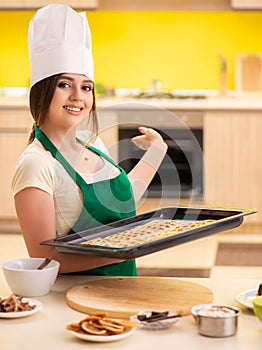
[117,108,203,197]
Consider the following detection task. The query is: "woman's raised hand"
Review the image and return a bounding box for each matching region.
[131,127,167,151]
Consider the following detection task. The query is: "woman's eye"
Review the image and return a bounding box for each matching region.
[57,81,93,91]
[58,82,70,88]
[82,85,93,92]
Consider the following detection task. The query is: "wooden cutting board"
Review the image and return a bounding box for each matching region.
[66,277,213,318]
[235,53,262,93]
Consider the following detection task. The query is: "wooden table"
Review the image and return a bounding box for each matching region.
[0,273,261,350]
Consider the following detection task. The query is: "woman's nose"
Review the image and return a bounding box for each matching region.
[69,88,83,101]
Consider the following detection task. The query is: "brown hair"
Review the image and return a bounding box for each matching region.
[28,73,98,144]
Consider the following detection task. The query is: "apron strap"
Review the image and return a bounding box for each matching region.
[35,126,86,187]
[35,127,123,187]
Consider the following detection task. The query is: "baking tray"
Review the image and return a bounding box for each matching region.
[41,206,255,259]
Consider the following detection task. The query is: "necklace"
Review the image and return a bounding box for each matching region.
[83,151,105,169]
[76,138,105,170]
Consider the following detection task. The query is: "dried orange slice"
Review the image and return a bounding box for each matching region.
[81,321,107,335]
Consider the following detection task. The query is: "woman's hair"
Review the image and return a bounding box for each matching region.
[28,73,98,144]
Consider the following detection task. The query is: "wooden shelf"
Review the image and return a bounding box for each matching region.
[0,0,98,10]
[98,0,231,11]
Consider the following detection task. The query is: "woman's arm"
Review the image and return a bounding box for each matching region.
[127,127,168,202]
[14,187,123,274]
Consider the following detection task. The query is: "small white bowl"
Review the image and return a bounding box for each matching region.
[2,258,60,297]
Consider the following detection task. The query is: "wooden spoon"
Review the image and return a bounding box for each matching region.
[37,258,52,270]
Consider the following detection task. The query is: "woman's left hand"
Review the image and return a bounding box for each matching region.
[128,127,168,202]
[131,127,167,151]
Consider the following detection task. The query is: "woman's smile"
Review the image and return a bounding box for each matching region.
[63,105,84,113]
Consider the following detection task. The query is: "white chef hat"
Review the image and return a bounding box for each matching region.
[28,4,94,87]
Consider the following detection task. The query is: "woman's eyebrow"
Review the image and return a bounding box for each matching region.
[59,75,94,84]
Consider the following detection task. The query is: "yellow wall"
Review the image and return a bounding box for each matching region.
[1,10,262,90]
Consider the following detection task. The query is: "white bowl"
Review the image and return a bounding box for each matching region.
[2,258,60,297]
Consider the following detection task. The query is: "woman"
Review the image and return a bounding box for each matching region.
[12,4,167,275]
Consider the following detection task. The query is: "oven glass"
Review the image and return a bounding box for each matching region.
[118,127,203,197]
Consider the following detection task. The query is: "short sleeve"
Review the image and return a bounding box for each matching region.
[12,146,54,197]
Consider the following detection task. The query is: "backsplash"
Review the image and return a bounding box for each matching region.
[0,10,262,90]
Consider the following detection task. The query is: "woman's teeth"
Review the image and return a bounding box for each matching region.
[64,106,81,112]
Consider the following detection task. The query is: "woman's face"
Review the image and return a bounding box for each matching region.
[45,73,94,131]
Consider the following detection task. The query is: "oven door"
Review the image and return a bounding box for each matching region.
[118,112,203,198]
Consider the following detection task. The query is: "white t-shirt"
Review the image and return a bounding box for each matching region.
[12,132,120,237]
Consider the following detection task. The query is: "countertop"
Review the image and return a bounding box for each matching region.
[1,94,262,111]
[96,95,262,112]
[0,273,261,350]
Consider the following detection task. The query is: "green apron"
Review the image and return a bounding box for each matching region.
[35,127,137,276]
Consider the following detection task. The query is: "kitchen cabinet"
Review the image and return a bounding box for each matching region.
[0,0,98,9]
[0,108,32,219]
[203,111,262,223]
